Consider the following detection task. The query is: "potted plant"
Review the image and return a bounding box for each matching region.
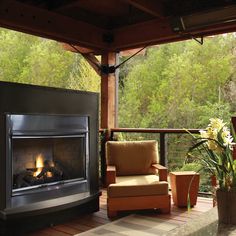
[187,118,236,224]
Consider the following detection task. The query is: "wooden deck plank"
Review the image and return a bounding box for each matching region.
[63,221,92,232]
[52,225,80,235]
[29,228,71,236]
[27,189,213,236]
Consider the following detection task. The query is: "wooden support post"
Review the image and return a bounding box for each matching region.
[100,52,118,129]
[160,133,168,167]
[100,52,118,185]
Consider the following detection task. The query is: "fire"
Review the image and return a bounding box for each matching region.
[33,154,53,178]
[34,154,44,177]
[47,172,53,177]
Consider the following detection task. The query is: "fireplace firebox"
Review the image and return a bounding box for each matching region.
[9,114,89,195]
[0,81,99,235]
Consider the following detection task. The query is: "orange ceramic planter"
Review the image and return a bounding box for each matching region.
[170,171,200,207]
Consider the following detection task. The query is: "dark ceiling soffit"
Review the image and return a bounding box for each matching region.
[120,0,165,19]
[0,1,236,53]
[48,0,80,11]
[0,0,109,50]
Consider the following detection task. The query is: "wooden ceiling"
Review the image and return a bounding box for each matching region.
[0,0,236,53]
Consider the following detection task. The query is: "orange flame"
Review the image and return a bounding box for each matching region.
[47,172,53,178]
[34,154,44,177]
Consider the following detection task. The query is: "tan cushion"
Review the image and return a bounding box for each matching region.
[106,140,159,176]
[107,175,168,198]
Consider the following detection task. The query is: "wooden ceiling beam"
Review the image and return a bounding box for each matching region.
[111,19,179,50]
[0,0,108,50]
[120,48,146,56]
[121,0,164,18]
[62,44,99,54]
[111,19,236,51]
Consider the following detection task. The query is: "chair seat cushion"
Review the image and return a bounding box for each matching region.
[107,175,168,198]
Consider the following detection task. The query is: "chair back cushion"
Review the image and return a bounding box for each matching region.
[106,140,159,176]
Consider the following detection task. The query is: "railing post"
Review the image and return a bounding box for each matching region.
[110,130,114,140]
[160,133,168,167]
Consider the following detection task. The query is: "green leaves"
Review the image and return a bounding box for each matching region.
[188,139,208,152]
[0,28,100,92]
[119,34,234,129]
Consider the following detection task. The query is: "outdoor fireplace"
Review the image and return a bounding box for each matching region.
[0,81,99,235]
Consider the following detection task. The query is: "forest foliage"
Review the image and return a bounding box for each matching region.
[0,28,100,92]
[119,34,236,129]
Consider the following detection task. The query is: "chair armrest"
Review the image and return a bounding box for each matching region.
[152,164,167,181]
[106,165,116,187]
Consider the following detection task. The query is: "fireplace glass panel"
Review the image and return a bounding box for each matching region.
[12,135,86,192]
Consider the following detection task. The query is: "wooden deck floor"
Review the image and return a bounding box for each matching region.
[27,189,213,236]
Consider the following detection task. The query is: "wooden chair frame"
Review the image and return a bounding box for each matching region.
[106,164,171,218]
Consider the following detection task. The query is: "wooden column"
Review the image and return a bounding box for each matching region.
[100,52,118,185]
[100,52,118,129]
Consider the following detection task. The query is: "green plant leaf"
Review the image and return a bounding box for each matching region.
[188,139,208,152]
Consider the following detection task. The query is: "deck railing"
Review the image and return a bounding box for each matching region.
[99,128,201,186]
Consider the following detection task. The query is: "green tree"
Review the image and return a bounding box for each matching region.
[0,28,38,83]
[0,28,100,92]
[119,35,235,129]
